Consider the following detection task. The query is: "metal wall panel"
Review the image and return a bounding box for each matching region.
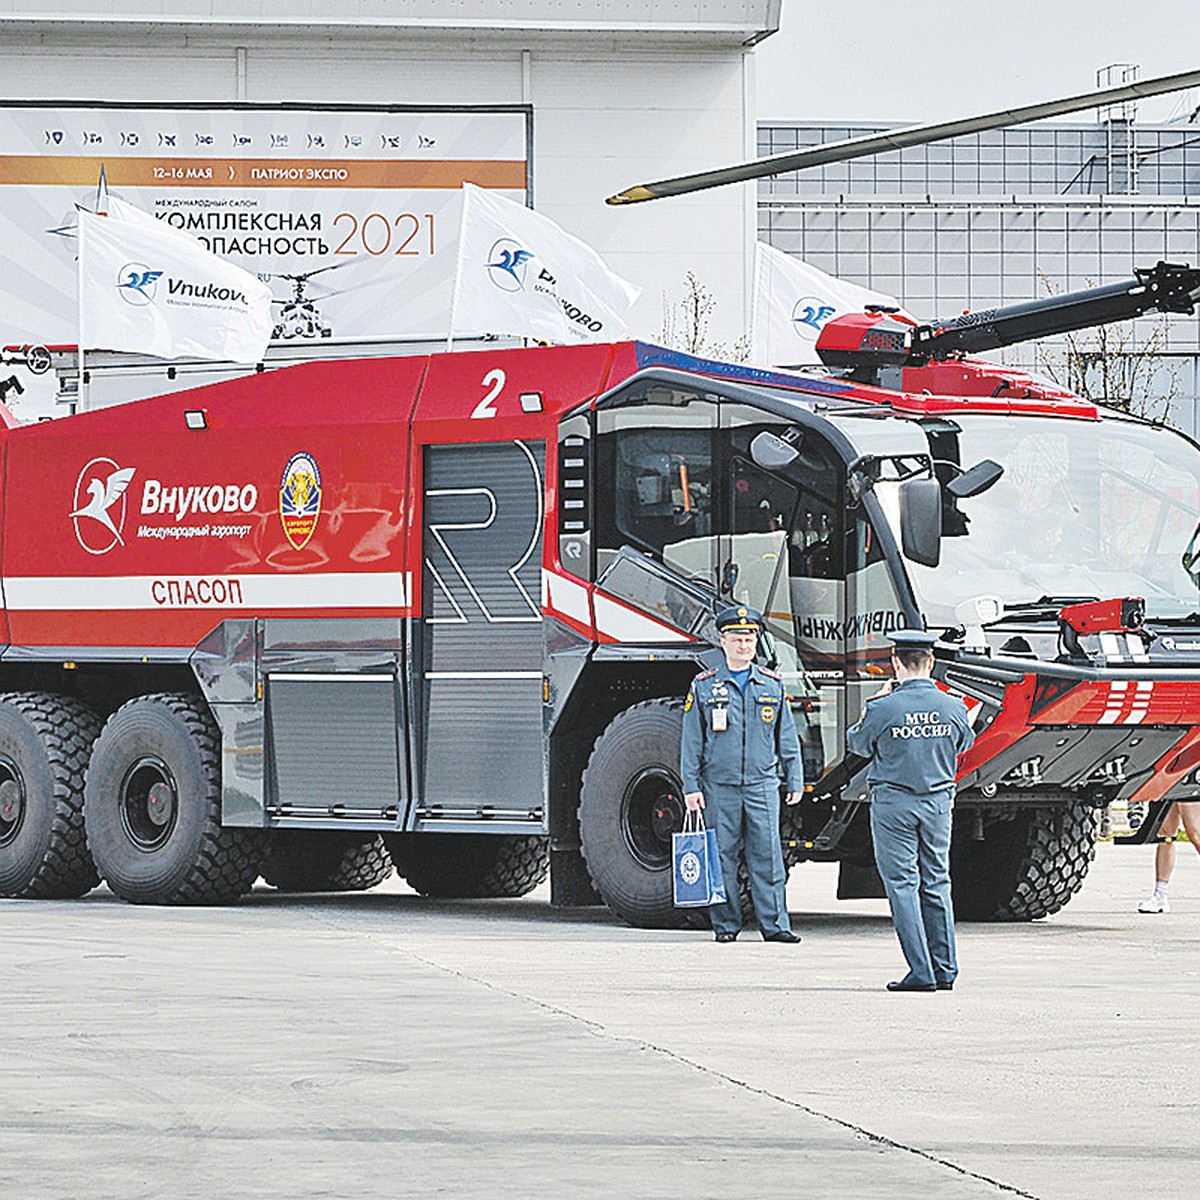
[267,675,402,814]
[419,440,546,820]
[423,440,545,670]
[421,678,544,814]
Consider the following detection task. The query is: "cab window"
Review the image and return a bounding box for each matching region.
[595,399,718,582]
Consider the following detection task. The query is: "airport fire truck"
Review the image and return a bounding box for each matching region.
[1,261,1199,926]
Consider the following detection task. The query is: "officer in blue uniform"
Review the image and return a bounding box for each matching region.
[680,605,805,943]
[847,629,975,992]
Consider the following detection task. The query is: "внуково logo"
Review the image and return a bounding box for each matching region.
[71,458,135,555]
[791,296,838,338]
[486,238,533,293]
[117,263,163,306]
[279,452,322,550]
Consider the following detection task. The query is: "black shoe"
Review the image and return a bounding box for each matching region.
[886,979,937,993]
[763,930,801,943]
[936,981,955,991]
[714,931,738,943]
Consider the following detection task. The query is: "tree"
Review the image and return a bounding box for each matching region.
[1032,271,1182,422]
[658,271,750,362]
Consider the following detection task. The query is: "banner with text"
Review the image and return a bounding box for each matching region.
[0,104,529,347]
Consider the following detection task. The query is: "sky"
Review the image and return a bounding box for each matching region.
[756,0,1200,126]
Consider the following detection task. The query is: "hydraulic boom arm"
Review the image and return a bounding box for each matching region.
[815,261,1200,378]
[911,261,1200,362]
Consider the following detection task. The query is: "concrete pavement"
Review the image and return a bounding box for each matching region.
[3,842,1198,1198]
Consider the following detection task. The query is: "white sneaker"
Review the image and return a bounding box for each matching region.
[1138,893,1170,913]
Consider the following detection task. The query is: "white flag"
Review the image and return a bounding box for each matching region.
[79,197,273,362]
[751,241,904,367]
[450,183,640,344]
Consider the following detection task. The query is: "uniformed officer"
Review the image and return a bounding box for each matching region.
[847,629,975,992]
[680,605,804,943]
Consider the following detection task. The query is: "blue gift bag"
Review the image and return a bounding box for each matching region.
[673,809,727,907]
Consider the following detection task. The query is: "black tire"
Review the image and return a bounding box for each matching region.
[0,693,101,899]
[951,805,1099,921]
[262,831,393,893]
[383,833,548,898]
[578,698,693,929]
[84,693,262,905]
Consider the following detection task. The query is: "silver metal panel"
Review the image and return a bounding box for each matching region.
[423,440,545,671]
[419,440,547,823]
[211,702,267,828]
[412,819,544,835]
[421,676,544,816]
[267,675,402,812]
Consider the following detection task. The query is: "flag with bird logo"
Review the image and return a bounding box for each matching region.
[450,183,639,345]
[79,196,272,363]
[750,241,905,368]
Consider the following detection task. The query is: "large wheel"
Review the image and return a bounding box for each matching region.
[262,831,393,893]
[951,804,1099,921]
[578,699,693,929]
[84,693,262,904]
[383,833,548,898]
[0,693,101,899]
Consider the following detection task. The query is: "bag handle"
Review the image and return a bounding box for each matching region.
[683,806,706,833]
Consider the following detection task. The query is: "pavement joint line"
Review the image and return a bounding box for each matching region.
[311,912,1040,1199]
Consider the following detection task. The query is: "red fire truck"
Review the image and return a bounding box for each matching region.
[1,263,1199,926]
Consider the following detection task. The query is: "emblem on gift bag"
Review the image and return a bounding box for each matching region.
[673,809,728,907]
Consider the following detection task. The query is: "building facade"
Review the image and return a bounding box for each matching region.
[758,117,1200,431]
[0,1,779,416]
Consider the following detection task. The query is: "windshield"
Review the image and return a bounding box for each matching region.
[841,412,1200,625]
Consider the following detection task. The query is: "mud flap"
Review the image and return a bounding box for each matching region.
[837,859,887,900]
[550,845,603,906]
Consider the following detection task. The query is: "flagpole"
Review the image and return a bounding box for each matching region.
[447,184,473,353]
[77,211,87,413]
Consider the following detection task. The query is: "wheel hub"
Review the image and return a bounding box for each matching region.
[0,765,25,847]
[145,781,174,828]
[119,757,179,851]
[621,768,684,870]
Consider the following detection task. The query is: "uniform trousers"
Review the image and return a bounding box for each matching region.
[869,792,957,986]
[706,779,791,938]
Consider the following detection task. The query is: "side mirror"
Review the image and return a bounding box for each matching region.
[757,626,780,671]
[750,430,800,472]
[1184,523,1200,587]
[947,458,1003,499]
[899,476,942,567]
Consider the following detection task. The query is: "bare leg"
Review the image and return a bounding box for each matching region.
[1155,805,1183,884]
[1175,802,1200,859]
[1140,805,1182,911]
[1156,840,1177,884]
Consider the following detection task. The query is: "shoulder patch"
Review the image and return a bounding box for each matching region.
[695,668,717,680]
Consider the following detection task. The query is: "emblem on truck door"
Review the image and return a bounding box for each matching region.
[71,458,135,555]
[279,452,322,550]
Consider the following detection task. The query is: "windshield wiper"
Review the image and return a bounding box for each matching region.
[1153,611,1200,626]
[994,595,1098,621]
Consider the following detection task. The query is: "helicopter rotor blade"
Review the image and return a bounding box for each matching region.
[299,255,399,298]
[302,258,364,280]
[259,258,366,284]
[606,67,1200,205]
